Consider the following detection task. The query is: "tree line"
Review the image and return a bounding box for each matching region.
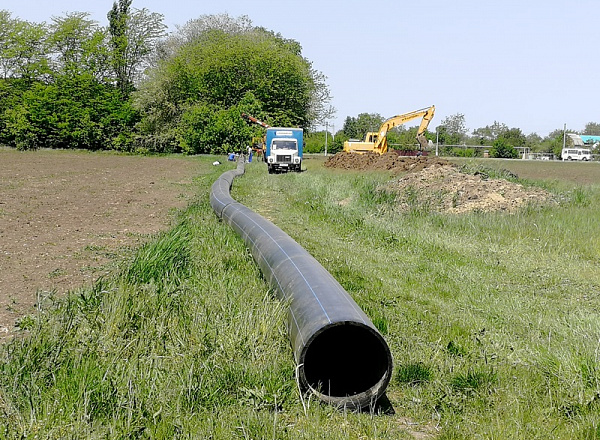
[2,3,598,158]
[0,4,332,153]
[307,113,600,158]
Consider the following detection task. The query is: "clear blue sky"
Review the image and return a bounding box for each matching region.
[5,0,599,137]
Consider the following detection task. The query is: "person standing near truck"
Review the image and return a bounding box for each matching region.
[246,145,253,163]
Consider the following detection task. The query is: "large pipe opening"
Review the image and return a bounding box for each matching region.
[300,323,391,404]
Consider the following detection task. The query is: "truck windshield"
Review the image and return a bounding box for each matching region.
[272,140,297,150]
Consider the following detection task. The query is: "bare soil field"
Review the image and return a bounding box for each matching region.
[0,148,202,341]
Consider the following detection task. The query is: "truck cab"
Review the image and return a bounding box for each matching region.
[265,127,303,173]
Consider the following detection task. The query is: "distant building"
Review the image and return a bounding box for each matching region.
[580,135,600,147]
[566,133,584,147]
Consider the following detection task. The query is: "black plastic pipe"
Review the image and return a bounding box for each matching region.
[210,156,392,410]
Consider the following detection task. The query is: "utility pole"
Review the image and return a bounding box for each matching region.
[563,123,566,150]
[325,122,328,156]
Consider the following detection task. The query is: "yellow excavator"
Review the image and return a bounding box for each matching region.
[343,105,435,155]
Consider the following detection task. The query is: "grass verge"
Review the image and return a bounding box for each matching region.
[1,155,600,439]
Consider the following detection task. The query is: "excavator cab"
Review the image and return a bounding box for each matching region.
[365,133,379,143]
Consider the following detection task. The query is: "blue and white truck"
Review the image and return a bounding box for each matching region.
[265,127,303,174]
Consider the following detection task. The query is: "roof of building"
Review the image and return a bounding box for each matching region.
[580,135,600,143]
[567,133,584,146]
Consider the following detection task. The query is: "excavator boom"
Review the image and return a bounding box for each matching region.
[344,105,435,154]
[241,113,271,158]
[241,112,270,128]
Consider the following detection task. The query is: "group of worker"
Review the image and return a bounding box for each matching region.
[228,145,262,163]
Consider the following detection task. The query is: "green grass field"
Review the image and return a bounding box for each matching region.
[1,155,600,439]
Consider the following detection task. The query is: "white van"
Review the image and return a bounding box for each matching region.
[561,148,591,161]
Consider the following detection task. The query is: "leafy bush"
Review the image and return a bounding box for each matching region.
[490,137,519,158]
[4,74,138,150]
[451,147,476,157]
[177,102,252,155]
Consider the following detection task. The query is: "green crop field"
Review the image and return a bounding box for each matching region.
[1,155,600,439]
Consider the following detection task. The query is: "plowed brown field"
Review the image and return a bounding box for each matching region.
[0,148,201,341]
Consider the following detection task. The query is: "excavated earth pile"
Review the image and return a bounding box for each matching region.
[324,152,450,173]
[325,152,554,214]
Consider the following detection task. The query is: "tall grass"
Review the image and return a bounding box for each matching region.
[1,155,599,438]
[235,158,600,438]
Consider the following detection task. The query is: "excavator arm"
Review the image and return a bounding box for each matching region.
[241,112,270,128]
[415,106,435,149]
[241,113,271,158]
[374,105,435,153]
[343,105,435,155]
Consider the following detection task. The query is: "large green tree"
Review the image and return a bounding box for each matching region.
[48,12,110,79]
[108,0,132,95]
[498,127,526,149]
[437,113,467,145]
[488,128,526,158]
[0,10,48,81]
[583,122,600,135]
[472,121,508,145]
[0,11,46,144]
[490,137,518,159]
[1,8,143,150]
[134,14,330,154]
[1,10,328,153]
[341,113,384,140]
[108,0,165,97]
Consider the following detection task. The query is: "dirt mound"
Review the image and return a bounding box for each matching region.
[325,152,450,173]
[380,164,553,214]
[324,152,552,214]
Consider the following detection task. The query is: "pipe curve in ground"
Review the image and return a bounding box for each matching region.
[210,156,392,410]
